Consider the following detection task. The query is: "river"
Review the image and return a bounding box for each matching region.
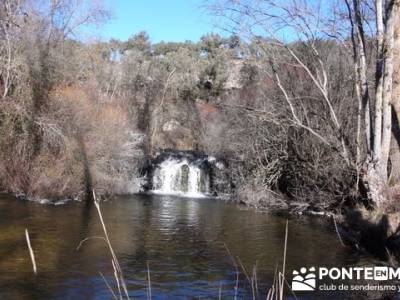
[0,193,378,299]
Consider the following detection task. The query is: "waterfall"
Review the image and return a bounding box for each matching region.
[151,155,211,198]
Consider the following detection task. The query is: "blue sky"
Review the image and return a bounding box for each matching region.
[100,0,223,43]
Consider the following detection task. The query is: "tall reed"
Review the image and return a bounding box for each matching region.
[92,190,131,300]
[25,228,37,275]
[267,220,292,300]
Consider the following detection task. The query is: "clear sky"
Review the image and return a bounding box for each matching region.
[100,0,223,43]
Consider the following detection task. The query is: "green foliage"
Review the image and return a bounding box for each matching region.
[200,33,224,58]
[123,31,152,54]
[153,41,198,56]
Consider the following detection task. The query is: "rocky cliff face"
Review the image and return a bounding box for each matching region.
[149,97,201,152]
[148,95,223,149]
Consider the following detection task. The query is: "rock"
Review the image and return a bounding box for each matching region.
[149,98,201,151]
[386,212,400,236]
[342,208,400,261]
[350,208,400,237]
[162,119,181,132]
[225,59,243,89]
[210,159,233,195]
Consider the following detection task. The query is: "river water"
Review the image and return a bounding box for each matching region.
[0,193,379,299]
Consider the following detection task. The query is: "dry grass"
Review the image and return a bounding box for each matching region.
[224,220,293,300]
[266,220,295,300]
[146,261,152,300]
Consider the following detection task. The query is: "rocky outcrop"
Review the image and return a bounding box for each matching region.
[149,98,201,152]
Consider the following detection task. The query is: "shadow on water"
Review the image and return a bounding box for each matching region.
[0,193,378,299]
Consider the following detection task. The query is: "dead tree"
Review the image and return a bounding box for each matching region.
[348,0,399,207]
[0,0,24,99]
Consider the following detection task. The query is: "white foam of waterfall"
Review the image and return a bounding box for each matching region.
[151,158,210,198]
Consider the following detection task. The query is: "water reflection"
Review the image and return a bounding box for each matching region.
[0,193,373,299]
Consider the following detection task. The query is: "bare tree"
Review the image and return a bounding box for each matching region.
[0,0,25,99]
[209,0,400,207]
[348,0,399,207]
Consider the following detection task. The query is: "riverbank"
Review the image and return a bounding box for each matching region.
[229,189,400,266]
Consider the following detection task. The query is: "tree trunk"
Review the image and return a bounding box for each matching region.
[392,0,400,124]
[363,0,399,208]
[389,0,400,185]
[351,0,372,153]
[379,4,395,179]
[390,125,400,184]
[374,0,385,160]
